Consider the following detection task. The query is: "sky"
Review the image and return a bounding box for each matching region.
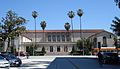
[0,0,119,32]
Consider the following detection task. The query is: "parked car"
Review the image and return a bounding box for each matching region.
[0,54,10,68]
[15,51,27,57]
[102,52,119,64]
[1,53,22,67]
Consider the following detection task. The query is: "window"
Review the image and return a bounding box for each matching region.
[103,36,107,47]
[98,42,101,49]
[66,35,70,41]
[57,46,60,52]
[48,35,51,42]
[57,35,60,42]
[62,35,65,42]
[93,38,97,48]
[52,35,56,42]
[64,46,68,52]
[50,46,53,52]
[109,35,112,38]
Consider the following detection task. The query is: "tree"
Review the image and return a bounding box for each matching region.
[40,21,46,31]
[67,11,75,41]
[40,21,46,42]
[64,22,70,31]
[84,39,93,55]
[1,10,26,52]
[77,9,83,39]
[76,40,83,50]
[32,11,38,56]
[111,17,120,36]
[114,0,120,8]
[76,38,93,55]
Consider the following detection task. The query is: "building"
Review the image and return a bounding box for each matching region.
[6,29,116,55]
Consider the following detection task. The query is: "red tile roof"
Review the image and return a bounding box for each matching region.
[26,29,104,33]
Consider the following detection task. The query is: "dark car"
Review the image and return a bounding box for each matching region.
[102,52,119,64]
[15,51,26,57]
[1,53,22,67]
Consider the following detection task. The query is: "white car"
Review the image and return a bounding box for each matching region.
[0,55,10,68]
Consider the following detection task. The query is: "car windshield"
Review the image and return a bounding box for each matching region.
[3,54,17,59]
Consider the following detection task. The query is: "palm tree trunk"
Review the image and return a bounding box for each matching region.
[71,18,74,42]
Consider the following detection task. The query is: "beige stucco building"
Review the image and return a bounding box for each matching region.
[9,29,116,55]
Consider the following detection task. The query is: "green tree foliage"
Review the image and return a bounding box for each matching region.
[76,38,93,55]
[40,21,46,30]
[64,22,70,31]
[41,46,46,54]
[111,17,120,36]
[1,10,26,52]
[76,40,83,49]
[114,0,120,8]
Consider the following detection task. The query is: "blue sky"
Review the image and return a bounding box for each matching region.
[0,0,119,32]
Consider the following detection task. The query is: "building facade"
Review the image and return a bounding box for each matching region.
[10,29,115,55]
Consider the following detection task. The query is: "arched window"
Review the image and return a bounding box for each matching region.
[50,46,53,52]
[57,46,60,52]
[52,35,56,42]
[103,36,107,47]
[62,35,65,42]
[93,38,97,48]
[57,35,60,42]
[48,35,51,42]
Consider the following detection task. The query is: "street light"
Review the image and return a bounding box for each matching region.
[77,9,84,55]
[67,11,75,42]
[32,11,38,56]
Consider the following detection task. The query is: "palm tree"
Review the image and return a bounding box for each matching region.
[64,22,70,42]
[64,22,70,31]
[77,9,83,39]
[77,9,84,55]
[67,11,75,42]
[32,11,38,56]
[40,21,46,42]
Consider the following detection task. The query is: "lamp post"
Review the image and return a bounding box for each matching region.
[32,11,38,56]
[67,11,75,42]
[77,9,84,55]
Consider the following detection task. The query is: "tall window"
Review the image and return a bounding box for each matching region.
[66,35,70,42]
[48,35,51,42]
[109,35,112,38]
[57,46,60,52]
[93,38,97,48]
[57,35,60,42]
[50,46,53,52]
[62,35,65,42]
[64,46,68,52]
[103,36,107,47]
[52,35,56,42]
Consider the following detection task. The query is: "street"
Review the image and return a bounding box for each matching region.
[9,56,120,69]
